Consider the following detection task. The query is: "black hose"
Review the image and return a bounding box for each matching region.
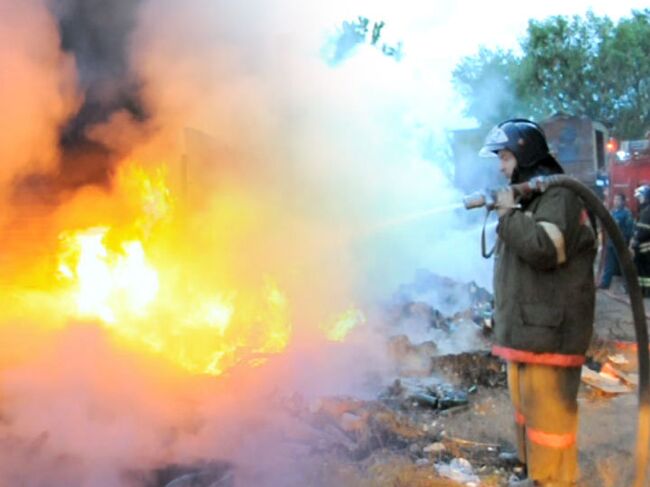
[515,175,650,487]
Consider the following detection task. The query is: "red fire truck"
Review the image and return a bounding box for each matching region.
[608,138,650,215]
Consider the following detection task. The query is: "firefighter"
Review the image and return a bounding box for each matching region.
[480,119,596,487]
[598,192,634,290]
[631,185,650,297]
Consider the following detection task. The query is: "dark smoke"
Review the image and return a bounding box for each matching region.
[27,0,146,193]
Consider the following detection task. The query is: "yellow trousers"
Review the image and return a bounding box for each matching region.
[507,362,582,486]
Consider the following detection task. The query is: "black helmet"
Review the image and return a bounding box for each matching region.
[480,119,550,168]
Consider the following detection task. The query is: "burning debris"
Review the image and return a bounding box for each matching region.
[249,275,519,486]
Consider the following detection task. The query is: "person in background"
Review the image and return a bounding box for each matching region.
[631,185,650,297]
[598,192,634,290]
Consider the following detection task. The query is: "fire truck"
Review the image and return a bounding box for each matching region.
[607,138,650,215]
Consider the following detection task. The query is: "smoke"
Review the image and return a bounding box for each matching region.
[0,1,498,485]
[127,0,493,293]
[0,321,391,486]
[0,0,78,205]
[48,0,148,188]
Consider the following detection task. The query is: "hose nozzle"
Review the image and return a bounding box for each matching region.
[462,176,554,211]
[462,191,494,210]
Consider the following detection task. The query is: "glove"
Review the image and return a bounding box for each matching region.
[495,188,515,217]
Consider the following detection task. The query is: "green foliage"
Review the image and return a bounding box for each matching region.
[452,48,533,128]
[324,17,403,65]
[453,9,650,138]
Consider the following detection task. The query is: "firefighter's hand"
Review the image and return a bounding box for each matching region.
[495,188,515,217]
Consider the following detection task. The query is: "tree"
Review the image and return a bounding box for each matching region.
[452,47,532,127]
[453,9,650,138]
[323,16,403,66]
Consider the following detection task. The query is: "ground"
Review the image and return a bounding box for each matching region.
[289,283,647,487]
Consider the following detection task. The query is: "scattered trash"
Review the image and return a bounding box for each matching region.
[397,381,471,412]
[601,362,639,386]
[608,353,629,366]
[388,335,438,376]
[431,352,507,388]
[423,442,446,453]
[271,276,535,485]
[411,392,439,408]
[581,366,634,394]
[435,457,480,485]
[437,385,469,410]
[442,434,500,451]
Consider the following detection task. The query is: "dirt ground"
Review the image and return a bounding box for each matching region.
[296,281,648,487]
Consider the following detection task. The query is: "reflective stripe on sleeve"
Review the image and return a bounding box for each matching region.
[538,221,566,264]
[637,222,650,230]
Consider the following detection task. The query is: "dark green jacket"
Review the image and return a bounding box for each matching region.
[493,187,596,359]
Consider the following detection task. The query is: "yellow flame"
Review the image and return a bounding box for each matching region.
[58,227,159,324]
[119,164,173,231]
[52,164,294,376]
[323,308,365,342]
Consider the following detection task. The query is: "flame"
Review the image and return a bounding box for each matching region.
[58,227,159,324]
[51,163,295,376]
[322,308,365,342]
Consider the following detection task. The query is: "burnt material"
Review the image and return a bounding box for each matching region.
[148,461,234,487]
[430,352,507,388]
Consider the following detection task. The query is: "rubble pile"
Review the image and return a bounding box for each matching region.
[140,278,645,486]
[139,274,513,486]
[391,271,493,318]
[277,392,514,486]
[430,352,507,388]
[386,270,494,360]
[264,274,521,485]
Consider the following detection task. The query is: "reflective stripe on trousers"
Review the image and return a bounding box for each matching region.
[508,362,581,485]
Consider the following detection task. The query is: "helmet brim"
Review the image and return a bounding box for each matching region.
[479,126,509,158]
[479,145,501,158]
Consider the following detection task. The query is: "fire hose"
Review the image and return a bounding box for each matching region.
[463,175,650,487]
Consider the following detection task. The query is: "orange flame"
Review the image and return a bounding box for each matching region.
[51,164,293,375]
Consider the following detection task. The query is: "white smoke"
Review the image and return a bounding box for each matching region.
[0,1,506,485]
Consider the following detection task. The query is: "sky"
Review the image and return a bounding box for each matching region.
[302,0,649,129]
